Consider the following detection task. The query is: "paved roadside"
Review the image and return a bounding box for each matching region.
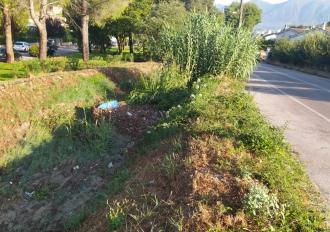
[248,63,330,207]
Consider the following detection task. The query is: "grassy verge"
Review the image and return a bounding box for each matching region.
[0,62,26,81]
[0,52,149,82]
[94,68,327,231]
[0,51,133,81]
[76,13,327,231]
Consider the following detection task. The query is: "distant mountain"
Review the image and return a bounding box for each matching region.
[251,0,330,30]
[217,0,330,30]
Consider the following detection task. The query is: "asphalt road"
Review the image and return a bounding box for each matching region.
[248,63,330,207]
[20,46,79,60]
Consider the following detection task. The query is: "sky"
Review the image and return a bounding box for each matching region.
[214,0,288,5]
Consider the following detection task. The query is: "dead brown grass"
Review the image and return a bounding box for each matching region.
[78,134,256,232]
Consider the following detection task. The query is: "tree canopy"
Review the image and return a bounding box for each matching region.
[225,2,262,30]
[0,0,28,41]
[46,18,66,39]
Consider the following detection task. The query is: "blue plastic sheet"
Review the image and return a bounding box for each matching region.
[98,100,119,110]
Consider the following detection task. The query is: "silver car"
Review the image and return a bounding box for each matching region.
[13,41,30,52]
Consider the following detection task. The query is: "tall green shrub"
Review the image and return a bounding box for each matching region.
[152,13,258,81]
[272,33,330,71]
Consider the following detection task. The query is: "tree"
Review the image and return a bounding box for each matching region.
[106,16,132,54]
[225,2,261,30]
[122,0,153,54]
[10,9,29,41]
[89,22,111,53]
[142,1,188,58]
[46,17,66,39]
[147,0,188,34]
[28,0,48,59]
[64,0,128,61]
[0,1,26,63]
[0,1,14,63]
[65,0,89,61]
[184,0,218,13]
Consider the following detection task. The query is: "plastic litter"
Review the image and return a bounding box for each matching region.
[107,162,114,169]
[98,100,119,110]
[24,191,35,198]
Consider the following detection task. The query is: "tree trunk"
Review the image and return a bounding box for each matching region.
[81,0,89,62]
[3,4,14,63]
[117,38,122,54]
[129,33,133,54]
[39,28,48,59]
[29,0,48,59]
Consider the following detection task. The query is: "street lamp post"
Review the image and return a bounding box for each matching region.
[238,0,244,28]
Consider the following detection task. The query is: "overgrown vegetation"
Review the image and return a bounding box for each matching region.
[271,33,330,71]
[128,66,190,110]
[153,13,257,80]
[0,8,328,231]
[97,13,328,231]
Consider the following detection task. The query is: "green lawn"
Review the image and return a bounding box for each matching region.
[0,47,143,81]
[0,62,26,81]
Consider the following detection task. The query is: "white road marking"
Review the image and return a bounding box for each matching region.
[259,65,330,94]
[252,74,330,123]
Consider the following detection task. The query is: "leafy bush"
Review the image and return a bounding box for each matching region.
[128,67,190,110]
[152,13,258,81]
[29,44,39,57]
[66,58,80,71]
[22,57,68,74]
[259,38,276,51]
[78,59,109,69]
[243,183,279,217]
[28,44,56,57]
[272,33,330,71]
[16,56,111,76]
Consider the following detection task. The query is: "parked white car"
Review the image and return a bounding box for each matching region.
[13,41,30,52]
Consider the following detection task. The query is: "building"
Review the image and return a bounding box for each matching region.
[262,23,330,41]
[28,5,66,27]
[276,27,307,40]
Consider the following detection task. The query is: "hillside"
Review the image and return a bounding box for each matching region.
[252,0,330,29]
[216,0,330,30]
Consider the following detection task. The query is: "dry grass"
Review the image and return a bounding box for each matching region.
[78,134,260,232]
[0,70,97,155]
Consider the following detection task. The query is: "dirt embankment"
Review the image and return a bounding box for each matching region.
[0,62,163,232]
[0,69,99,154]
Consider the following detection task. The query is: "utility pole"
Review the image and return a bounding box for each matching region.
[238,0,244,28]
